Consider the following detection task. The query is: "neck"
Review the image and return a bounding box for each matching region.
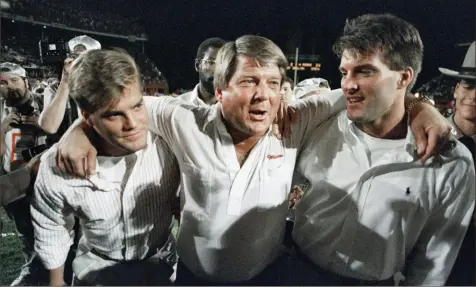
[356,105,407,139]
[454,113,476,137]
[224,121,262,146]
[198,83,216,105]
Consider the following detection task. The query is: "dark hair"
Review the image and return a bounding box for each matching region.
[283,76,294,89]
[333,13,424,90]
[196,37,226,60]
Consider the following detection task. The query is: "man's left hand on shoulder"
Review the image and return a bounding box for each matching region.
[407,95,453,162]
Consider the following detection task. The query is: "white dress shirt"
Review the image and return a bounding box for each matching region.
[143,89,345,282]
[293,111,476,285]
[31,133,180,282]
[176,85,208,107]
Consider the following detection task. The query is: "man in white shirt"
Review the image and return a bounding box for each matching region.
[39,35,101,136]
[55,35,452,285]
[439,41,476,286]
[291,14,476,286]
[177,37,226,106]
[31,49,180,286]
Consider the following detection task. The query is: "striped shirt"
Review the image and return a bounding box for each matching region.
[31,132,180,281]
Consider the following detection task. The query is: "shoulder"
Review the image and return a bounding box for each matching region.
[440,140,474,169]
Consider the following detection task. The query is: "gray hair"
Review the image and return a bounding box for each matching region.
[214,35,288,90]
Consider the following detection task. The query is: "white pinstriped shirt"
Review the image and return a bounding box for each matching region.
[31,132,180,281]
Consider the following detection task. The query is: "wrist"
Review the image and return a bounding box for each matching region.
[405,94,433,118]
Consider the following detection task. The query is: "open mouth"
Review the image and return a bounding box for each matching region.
[347,97,365,104]
[249,110,268,120]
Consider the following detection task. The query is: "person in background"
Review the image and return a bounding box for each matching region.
[0,62,48,286]
[280,76,294,103]
[39,35,101,138]
[177,37,226,106]
[439,40,476,286]
[293,77,331,100]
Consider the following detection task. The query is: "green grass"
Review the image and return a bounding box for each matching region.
[0,209,179,285]
[0,209,24,285]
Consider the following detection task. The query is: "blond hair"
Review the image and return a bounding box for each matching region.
[213,35,288,90]
[68,48,140,114]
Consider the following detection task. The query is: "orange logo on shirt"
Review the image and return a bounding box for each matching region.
[267,154,284,160]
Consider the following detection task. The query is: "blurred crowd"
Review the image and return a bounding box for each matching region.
[7,0,145,36]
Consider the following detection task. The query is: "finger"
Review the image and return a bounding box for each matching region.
[71,157,86,178]
[272,123,281,140]
[283,102,290,138]
[63,156,77,176]
[55,150,66,172]
[275,103,284,140]
[421,128,439,163]
[279,102,285,138]
[289,108,297,124]
[411,124,427,157]
[86,149,97,177]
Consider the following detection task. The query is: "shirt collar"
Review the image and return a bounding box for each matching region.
[88,132,151,191]
[340,112,417,161]
[187,84,207,107]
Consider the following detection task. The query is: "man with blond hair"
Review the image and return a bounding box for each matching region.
[31,49,179,286]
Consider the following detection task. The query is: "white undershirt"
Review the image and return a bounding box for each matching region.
[352,125,407,166]
[97,152,139,185]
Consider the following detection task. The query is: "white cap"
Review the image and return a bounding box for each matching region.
[293,77,331,99]
[0,62,27,78]
[68,35,101,53]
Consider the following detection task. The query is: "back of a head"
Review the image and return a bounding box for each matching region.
[196,37,227,60]
[333,13,424,90]
[213,35,289,90]
[68,49,140,114]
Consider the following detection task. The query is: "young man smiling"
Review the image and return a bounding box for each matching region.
[291,14,475,286]
[31,49,179,286]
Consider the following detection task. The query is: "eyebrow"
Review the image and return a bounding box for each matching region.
[101,98,143,117]
[339,64,378,72]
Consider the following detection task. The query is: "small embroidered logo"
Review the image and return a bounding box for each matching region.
[267,154,284,160]
[405,187,411,196]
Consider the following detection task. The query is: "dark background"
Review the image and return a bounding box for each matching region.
[3,0,476,91]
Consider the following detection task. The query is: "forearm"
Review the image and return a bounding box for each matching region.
[38,81,70,134]
[49,265,65,286]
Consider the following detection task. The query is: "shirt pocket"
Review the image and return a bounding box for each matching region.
[258,165,291,209]
[181,162,212,214]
